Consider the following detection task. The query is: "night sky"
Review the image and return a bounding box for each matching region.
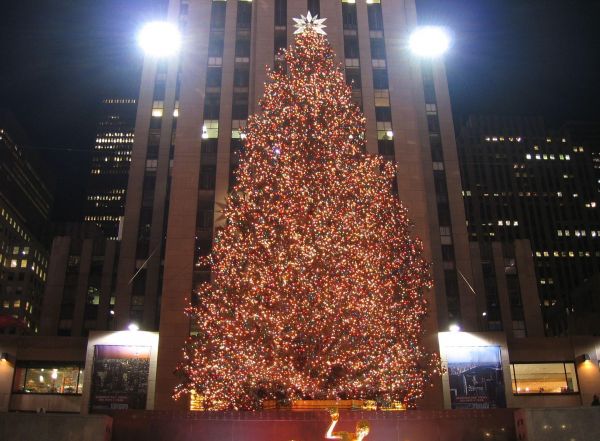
[0,0,599,222]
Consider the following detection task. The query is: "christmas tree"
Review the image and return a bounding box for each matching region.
[175,14,438,411]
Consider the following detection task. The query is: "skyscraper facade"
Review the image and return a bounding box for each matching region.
[84,98,137,240]
[0,116,53,333]
[457,115,600,336]
[112,0,492,409]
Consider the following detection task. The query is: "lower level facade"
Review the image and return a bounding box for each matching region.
[1,330,599,413]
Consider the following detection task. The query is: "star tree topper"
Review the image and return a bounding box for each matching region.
[293,11,327,35]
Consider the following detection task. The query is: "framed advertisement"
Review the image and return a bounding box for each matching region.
[447,345,506,409]
[90,345,151,412]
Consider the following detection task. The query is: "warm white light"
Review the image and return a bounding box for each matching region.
[409,26,450,58]
[138,21,182,58]
[482,312,487,317]
[449,323,461,332]
[51,369,58,380]
[128,323,140,332]
[386,130,394,139]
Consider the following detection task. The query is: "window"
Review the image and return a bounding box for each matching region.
[344,36,360,59]
[151,101,164,118]
[200,165,216,190]
[202,120,219,139]
[440,226,452,245]
[367,3,383,30]
[372,69,388,89]
[237,1,252,28]
[376,121,393,140]
[145,159,158,171]
[12,364,84,394]
[206,67,222,87]
[370,38,386,60]
[274,0,286,26]
[342,3,358,29]
[374,89,390,107]
[510,363,578,394]
[210,1,226,29]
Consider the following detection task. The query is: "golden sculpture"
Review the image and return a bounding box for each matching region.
[325,408,370,441]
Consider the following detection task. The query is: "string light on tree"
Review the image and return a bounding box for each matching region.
[174,14,440,411]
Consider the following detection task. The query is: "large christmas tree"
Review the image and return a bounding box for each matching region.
[175,14,438,411]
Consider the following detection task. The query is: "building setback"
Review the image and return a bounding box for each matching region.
[0,115,53,334]
[457,115,600,336]
[84,98,137,240]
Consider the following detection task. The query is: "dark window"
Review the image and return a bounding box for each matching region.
[375,106,391,121]
[232,93,249,119]
[275,0,287,26]
[367,4,383,30]
[378,139,394,156]
[210,2,226,29]
[342,3,357,29]
[237,1,252,28]
[307,0,320,16]
[204,93,220,119]
[235,37,250,57]
[200,165,216,190]
[344,36,360,59]
[370,38,386,59]
[345,69,361,88]
[206,67,222,87]
[427,115,440,133]
[372,69,389,89]
[274,30,287,54]
[234,68,250,87]
[208,32,225,57]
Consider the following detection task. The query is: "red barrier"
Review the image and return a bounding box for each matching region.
[110,409,516,441]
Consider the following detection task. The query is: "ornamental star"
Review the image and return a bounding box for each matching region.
[293,11,327,35]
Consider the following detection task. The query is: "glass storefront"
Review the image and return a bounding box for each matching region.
[510,362,578,394]
[12,363,84,394]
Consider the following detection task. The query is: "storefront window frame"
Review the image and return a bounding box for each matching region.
[510,361,579,396]
[11,361,85,395]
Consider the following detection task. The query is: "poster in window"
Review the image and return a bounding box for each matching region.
[90,345,151,412]
[447,345,506,409]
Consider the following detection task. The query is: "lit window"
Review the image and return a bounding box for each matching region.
[10,259,17,268]
[151,100,164,118]
[525,154,531,160]
[145,159,158,171]
[376,121,393,140]
[14,300,20,308]
[12,365,84,394]
[231,120,247,139]
[374,89,390,107]
[202,120,219,139]
[20,260,27,268]
[510,363,578,394]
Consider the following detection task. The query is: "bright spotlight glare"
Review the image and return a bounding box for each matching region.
[449,323,461,332]
[128,323,140,332]
[138,21,181,57]
[409,26,450,58]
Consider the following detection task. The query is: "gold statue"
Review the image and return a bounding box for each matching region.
[325,408,370,441]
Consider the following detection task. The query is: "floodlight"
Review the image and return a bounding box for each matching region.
[138,21,182,58]
[409,26,450,58]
